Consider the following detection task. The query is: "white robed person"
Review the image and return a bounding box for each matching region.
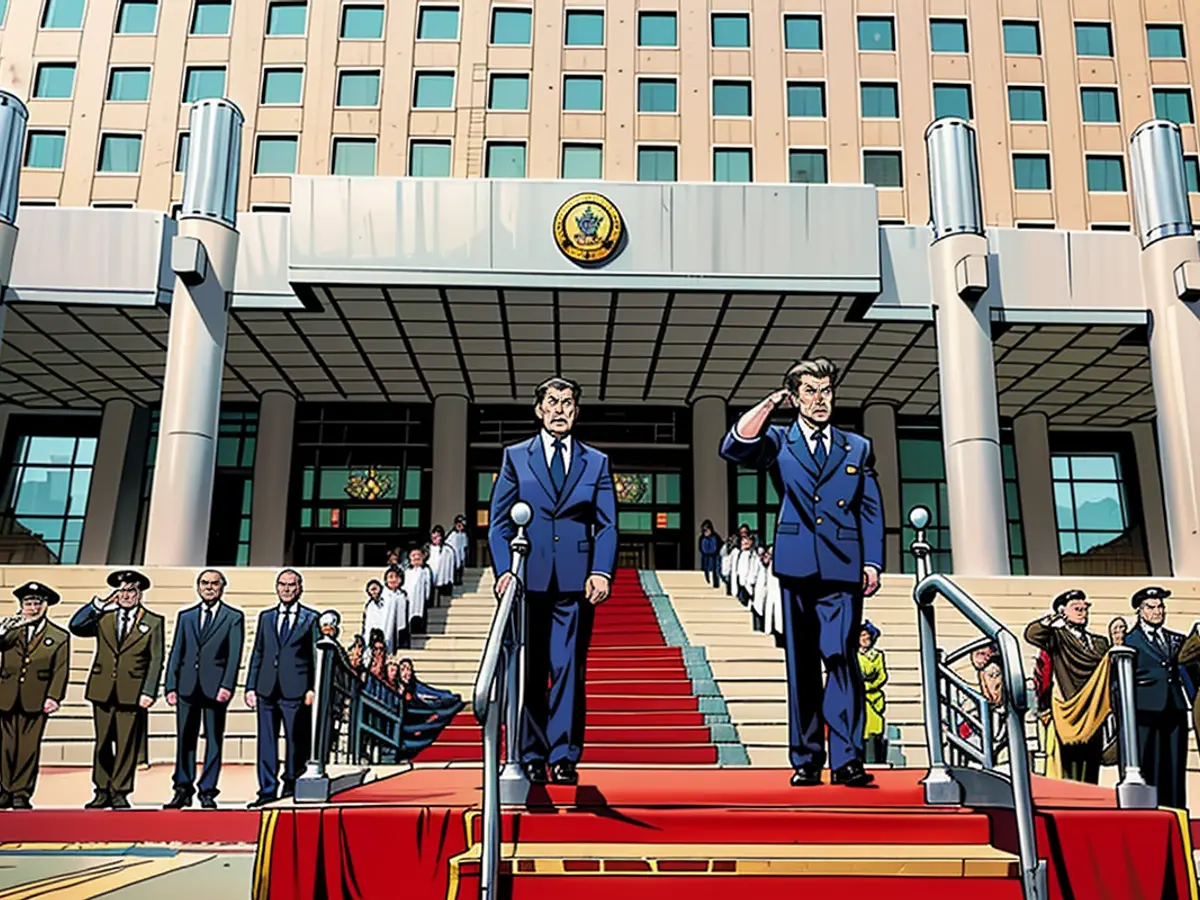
[405,548,433,635]
[361,578,401,654]
[754,546,785,648]
[426,526,456,605]
[380,566,410,650]
[719,537,736,596]
[734,534,761,617]
[446,516,470,587]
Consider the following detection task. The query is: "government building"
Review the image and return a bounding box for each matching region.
[0,0,1197,582]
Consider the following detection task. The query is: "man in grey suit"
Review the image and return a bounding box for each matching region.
[163,569,245,809]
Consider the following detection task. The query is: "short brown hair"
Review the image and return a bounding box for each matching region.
[784,358,838,394]
[534,376,582,404]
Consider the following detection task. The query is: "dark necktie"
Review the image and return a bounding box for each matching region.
[120,611,132,643]
[201,605,214,635]
[812,432,828,470]
[550,438,566,493]
[279,607,294,643]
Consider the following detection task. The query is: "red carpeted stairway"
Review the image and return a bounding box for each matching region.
[419,570,719,764]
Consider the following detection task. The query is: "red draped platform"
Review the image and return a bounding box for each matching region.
[252,767,1198,900]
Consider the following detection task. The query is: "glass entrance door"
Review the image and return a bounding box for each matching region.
[613,471,683,571]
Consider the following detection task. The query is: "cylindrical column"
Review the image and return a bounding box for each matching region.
[926,118,1010,576]
[0,91,28,291]
[862,403,900,571]
[431,395,469,533]
[79,398,137,564]
[1130,120,1200,576]
[250,390,296,566]
[144,99,243,567]
[692,396,730,551]
[1012,412,1060,575]
[1130,423,1172,576]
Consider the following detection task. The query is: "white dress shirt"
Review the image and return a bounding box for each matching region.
[277,602,299,638]
[1140,622,1169,654]
[540,430,573,473]
[198,600,221,633]
[25,618,46,644]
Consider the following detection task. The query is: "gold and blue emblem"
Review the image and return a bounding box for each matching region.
[553,192,625,265]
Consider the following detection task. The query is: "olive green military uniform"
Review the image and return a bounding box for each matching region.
[0,617,69,803]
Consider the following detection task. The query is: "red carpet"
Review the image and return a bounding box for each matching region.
[255,767,1195,900]
[419,571,718,764]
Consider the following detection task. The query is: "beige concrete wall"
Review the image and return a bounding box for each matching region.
[4,0,1200,225]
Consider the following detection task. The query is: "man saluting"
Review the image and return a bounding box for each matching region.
[70,570,165,809]
[720,358,884,788]
[0,582,69,809]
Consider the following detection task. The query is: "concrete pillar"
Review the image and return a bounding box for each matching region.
[249,390,296,566]
[925,118,1010,575]
[862,403,901,571]
[1130,120,1200,576]
[692,396,730,551]
[1012,412,1060,575]
[1130,423,1172,577]
[80,399,151,564]
[144,99,244,566]
[430,395,468,532]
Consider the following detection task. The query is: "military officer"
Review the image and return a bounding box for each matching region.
[69,570,164,810]
[0,582,69,809]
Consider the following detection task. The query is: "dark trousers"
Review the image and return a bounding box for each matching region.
[92,701,143,797]
[395,628,412,650]
[1060,732,1104,784]
[255,695,311,801]
[780,576,865,772]
[522,583,595,767]
[751,609,764,632]
[701,555,720,587]
[1137,708,1188,808]
[0,710,47,799]
[409,616,426,635]
[173,694,228,799]
[737,587,751,608]
[454,566,464,586]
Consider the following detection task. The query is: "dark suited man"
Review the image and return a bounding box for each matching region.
[163,569,245,809]
[488,376,618,785]
[0,582,69,809]
[245,568,317,807]
[69,570,164,809]
[1124,586,1191,809]
[720,358,884,788]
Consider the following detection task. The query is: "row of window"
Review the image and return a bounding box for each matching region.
[26,0,1195,62]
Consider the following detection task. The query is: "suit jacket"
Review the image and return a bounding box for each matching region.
[164,602,245,701]
[1125,624,1190,713]
[699,534,720,557]
[245,605,318,701]
[1024,618,1110,700]
[0,620,70,714]
[488,434,618,594]
[70,603,165,707]
[719,422,884,583]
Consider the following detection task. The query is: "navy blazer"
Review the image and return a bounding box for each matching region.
[1126,624,1193,713]
[720,421,884,584]
[488,434,618,594]
[699,534,720,557]
[245,605,318,701]
[164,602,245,701]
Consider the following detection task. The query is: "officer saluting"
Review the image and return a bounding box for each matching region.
[69,569,164,810]
[0,582,69,809]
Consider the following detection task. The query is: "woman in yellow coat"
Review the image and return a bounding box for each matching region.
[858,621,889,764]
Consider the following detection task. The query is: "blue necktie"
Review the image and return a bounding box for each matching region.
[812,432,827,471]
[550,439,566,493]
[279,608,293,644]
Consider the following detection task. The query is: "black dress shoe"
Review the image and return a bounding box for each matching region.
[109,795,132,810]
[521,761,548,784]
[830,760,875,787]
[549,761,578,785]
[790,764,822,787]
[0,793,12,809]
[247,796,276,809]
[163,791,193,809]
[84,793,111,810]
[199,796,218,810]
[10,795,31,810]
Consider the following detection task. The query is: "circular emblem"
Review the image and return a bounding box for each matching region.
[553,193,625,265]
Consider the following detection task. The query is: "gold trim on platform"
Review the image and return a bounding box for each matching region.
[1170,807,1199,900]
[252,810,280,900]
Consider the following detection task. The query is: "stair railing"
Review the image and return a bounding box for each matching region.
[908,506,1048,900]
[1108,644,1158,808]
[473,501,533,900]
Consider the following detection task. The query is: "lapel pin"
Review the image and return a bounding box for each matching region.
[846,465,858,474]
[138,623,149,634]
[44,638,53,646]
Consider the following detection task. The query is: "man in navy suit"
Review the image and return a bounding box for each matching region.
[720,358,884,788]
[1124,586,1192,809]
[163,569,244,809]
[488,376,618,785]
[244,568,317,807]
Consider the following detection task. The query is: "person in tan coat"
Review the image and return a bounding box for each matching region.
[0,582,69,809]
[69,570,164,810]
[1024,589,1111,784]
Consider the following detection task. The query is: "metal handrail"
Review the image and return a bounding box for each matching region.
[1108,644,1157,808]
[473,501,533,900]
[907,505,1047,900]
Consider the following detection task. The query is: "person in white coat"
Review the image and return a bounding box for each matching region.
[719,536,736,596]
[756,545,785,648]
[446,516,470,587]
[405,548,433,635]
[733,533,759,611]
[362,578,400,654]
[427,526,456,605]
[381,567,410,650]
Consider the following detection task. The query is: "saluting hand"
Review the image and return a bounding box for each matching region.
[770,388,794,409]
